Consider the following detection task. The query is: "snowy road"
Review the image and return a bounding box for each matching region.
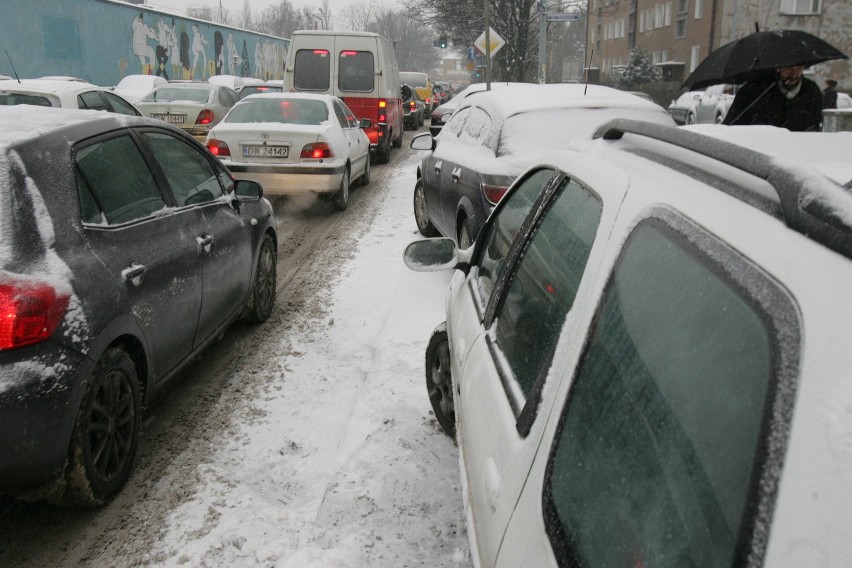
[0,134,470,567]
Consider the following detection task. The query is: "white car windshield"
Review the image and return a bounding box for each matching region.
[225,98,328,125]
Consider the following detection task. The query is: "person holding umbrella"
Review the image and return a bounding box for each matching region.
[723,64,823,131]
[683,28,848,132]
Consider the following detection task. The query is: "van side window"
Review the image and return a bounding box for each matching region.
[544,219,795,568]
[294,49,330,91]
[339,50,374,92]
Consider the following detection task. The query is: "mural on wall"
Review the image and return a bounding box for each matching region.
[126,10,285,81]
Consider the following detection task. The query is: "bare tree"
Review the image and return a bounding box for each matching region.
[238,0,253,30]
[254,0,313,38]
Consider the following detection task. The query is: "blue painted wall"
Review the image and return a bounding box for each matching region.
[1,0,290,86]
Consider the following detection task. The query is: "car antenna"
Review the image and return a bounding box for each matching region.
[4,49,21,83]
[584,49,594,95]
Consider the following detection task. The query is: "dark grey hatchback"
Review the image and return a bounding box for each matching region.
[0,106,277,506]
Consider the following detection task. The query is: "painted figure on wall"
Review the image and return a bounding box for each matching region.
[227,33,241,75]
[131,12,158,74]
[155,18,170,79]
[191,24,209,79]
[214,31,224,75]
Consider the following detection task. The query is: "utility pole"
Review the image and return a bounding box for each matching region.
[484,0,491,89]
[538,0,547,83]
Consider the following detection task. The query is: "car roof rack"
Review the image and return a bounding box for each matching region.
[593,118,852,260]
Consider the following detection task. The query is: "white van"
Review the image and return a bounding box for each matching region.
[284,30,404,164]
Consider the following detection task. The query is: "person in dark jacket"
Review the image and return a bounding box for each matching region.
[823,79,838,109]
[723,65,823,131]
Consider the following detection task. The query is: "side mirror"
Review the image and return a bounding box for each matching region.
[403,238,467,272]
[440,112,452,124]
[234,179,263,202]
[410,132,435,151]
[359,118,372,128]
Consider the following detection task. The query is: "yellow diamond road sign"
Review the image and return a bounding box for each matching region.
[474,27,505,56]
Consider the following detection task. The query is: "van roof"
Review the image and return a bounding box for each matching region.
[292,30,383,39]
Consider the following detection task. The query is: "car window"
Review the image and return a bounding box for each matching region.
[294,49,330,91]
[441,106,469,138]
[475,168,556,307]
[332,100,349,128]
[218,87,237,107]
[102,91,140,116]
[493,178,602,398]
[340,101,359,128]
[459,107,495,150]
[0,92,54,106]
[338,50,374,92]
[77,90,110,111]
[143,87,210,103]
[544,219,795,568]
[141,132,224,206]
[75,134,166,225]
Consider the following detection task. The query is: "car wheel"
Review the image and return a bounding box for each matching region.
[419,112,424,127]
[686,113,696,125]
[334,169,350,211]
[413,179,439,237]
[458,218,473,250]
[63,347,141,506]
[360,155,371,187]
[426,327,455,438]
[375,141,390,164]
[715,113,725,124]
[243,233,277,323]
[392,128,403,149]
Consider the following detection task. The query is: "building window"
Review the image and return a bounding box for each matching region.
[690,45,701,71]
[779,0,821,14]
[655,4,666,28]
[695,0,704,18]
[677,0,688,13]
[675,16,687,38]
[665,1,673,25]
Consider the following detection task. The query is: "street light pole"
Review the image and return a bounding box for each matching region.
[484,0,491,89]
[538,0,547,84]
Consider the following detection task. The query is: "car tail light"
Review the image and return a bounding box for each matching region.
[206,138,230,157]
[300,142,333,159]
[425,97,432,106]
[0,278,70,351]
[378,99,387,123]
[481,174,515,205]
[196,109,215,125]
[409,101,416,111]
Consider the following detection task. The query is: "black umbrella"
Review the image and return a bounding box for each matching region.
[682,29,847,90]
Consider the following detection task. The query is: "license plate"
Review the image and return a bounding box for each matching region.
[243,145,289,157]
[151,114,185,123]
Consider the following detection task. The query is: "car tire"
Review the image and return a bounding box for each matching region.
[458,218,474,250]
[686,113,696,125]
[426,326,455,438]
[413,179,439,237]
[375,141,391,164]
[359,155,371,187]
[392,128,403,149]
[243,233,277,323]
[63,347,141,506]
[334,169,350,211]
[419,112,424,127]
[715,113,725,124]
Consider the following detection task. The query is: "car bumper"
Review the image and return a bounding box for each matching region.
[0,342,91,491]
[223,161,346,195]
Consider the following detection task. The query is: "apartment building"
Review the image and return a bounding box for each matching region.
[586,0,851,91]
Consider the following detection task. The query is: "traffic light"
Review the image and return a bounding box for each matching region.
[439,37,447,48]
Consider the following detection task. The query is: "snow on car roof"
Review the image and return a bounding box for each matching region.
[0,105,126,150]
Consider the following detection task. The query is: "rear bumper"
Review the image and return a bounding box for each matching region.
[223,161,346,195]
[0,343,91,491]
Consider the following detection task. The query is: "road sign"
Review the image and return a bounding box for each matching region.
[474,27,506,56]
[547,12,581,22]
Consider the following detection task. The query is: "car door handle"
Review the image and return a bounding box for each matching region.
[197,234,213,254]
[121,263,146,287]
[451,167,462,183]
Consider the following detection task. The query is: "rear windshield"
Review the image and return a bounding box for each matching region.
[142,87,211,103]
[240,85,283,98]
[400,73,427,88]
[294,49,330,91]
[225,98,328,125]
[339,51,374,92]
[0,93,54,107]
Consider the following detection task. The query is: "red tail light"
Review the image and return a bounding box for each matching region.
[0,279,70,351]
[481,174,514,205]
[205,138,230,157]
[425,97,432,106]
[300,142,333,159]
[409,101,416,111]
[378,99,387,123]
[196,109,215,125]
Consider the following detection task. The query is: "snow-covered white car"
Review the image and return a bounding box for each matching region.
[112,74,167,103]
[667,89,702,124]
[405,121,852,567]
[0,78,140,115]
[135,81,239,139]
[205,93,372,211]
